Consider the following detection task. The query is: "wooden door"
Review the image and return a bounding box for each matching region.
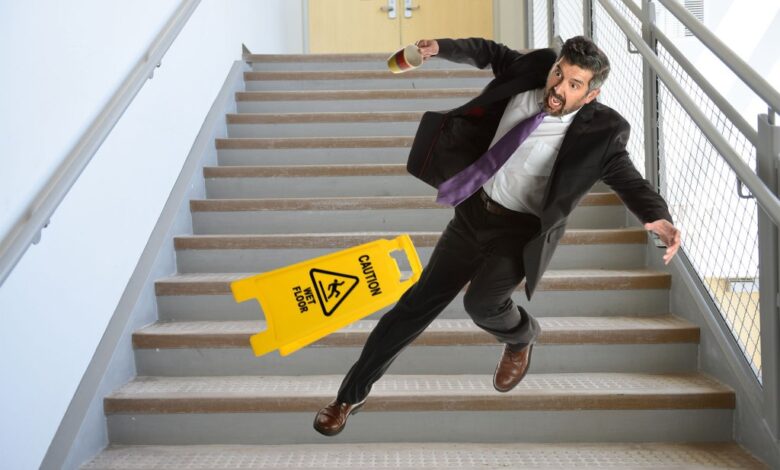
[308,0,494,53]
[308,0,402,53]
[399,0,494,47]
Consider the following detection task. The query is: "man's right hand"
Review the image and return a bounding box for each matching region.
[415,39,439,60]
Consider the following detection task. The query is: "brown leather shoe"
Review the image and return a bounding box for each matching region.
[493,343,534,392]
[313,398,367,436]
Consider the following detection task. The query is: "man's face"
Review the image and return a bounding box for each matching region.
[543,58,601,116]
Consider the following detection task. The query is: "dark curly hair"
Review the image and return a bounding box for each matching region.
[558,36,611,91]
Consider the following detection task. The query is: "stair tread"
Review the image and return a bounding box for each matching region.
[189,193,622,212]
[244,69,493,80]
[82,441,767,469]
[104,372,734,413]
[204,163,410,177]
[215,136,413,149]
[246,52,405,62]
[154,268,671,296]
[236,89,481,101]
[132,315,699,349]
[226,111,424,124]
[174,228,647,249]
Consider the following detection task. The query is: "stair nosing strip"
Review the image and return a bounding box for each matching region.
[132,315,699,349]
[173,228,647,250]
[235,89,481,101]
[188,193,622,212]
[153,269,672,296]
[225,111,423,124]
[243,69,493,80]
[103,372,735,414]
[215,136,413,149]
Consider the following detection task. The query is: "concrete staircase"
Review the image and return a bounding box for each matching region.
[82,53,767,469]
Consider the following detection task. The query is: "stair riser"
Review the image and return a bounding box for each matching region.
[106,409,732,445]
[156,290,671,322]
[249,59,473,72]
[175,244,646,273]
[191,206,627,234]
[134,343,698,377]
[236,97,467,113]
[245,77,491,91]
[227,122,418,138]
[217,147,410,166]
[205,175,433,198]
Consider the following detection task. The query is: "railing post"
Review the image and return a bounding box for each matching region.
[547,0,555,46]
[757,109,780,437]
[583,0,593,38]
[641,0,660,189]
[526,0,535,48]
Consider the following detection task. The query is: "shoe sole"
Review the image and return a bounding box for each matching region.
[312,399,367,437]
[493,344,534,393]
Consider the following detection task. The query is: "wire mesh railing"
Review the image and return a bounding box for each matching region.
[656,39,762,378]
[531,0,551,48]
[542,0,779,384]
[591,0,646,174]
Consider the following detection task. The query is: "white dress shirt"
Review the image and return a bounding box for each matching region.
[482,88,579,216]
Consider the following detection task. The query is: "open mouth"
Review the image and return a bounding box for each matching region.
[548,93,563,110]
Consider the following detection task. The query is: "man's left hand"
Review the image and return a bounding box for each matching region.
[644,219,681,265]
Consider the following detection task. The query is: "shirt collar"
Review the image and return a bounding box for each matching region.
[536,87,580,123]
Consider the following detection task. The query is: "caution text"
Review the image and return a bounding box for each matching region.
[358,255,382,297]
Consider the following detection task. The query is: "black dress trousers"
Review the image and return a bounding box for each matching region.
[336,190,543,405]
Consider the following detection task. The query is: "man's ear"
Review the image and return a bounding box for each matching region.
[584,87,601,103]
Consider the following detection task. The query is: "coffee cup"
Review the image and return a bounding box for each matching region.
[387,44,423,74]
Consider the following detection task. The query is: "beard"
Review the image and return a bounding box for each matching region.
[543,87,585,116]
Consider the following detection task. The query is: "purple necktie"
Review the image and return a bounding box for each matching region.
[436,109,547,206]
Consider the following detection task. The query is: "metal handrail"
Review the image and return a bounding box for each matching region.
[619,0,759,148]
[0,0,201,286]
[656,0,780,115]
[652,27,759,149]
[599,0,780,227]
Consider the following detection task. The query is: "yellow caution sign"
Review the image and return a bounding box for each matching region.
[231,235,423,357]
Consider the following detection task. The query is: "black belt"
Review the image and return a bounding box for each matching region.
[477,188,532,218]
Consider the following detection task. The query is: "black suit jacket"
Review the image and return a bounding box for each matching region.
[406,37,673,300]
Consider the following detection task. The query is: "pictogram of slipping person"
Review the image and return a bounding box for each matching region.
[313,35,681,436]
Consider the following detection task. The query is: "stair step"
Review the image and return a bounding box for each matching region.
[104,372,733,415]
[173,229,648,272]
[175,228,647,249]
[246,55,475,71]
[81,442,768,470]
[203,163,431,198]
[154,269,671,296]
[226,114,420,138]
[244,69,492,91]
[133,315,699,350]
[236,89,479,102]
[235,89,476,113]
[190,193,621,212]
[189,194,627,233]
[205,163,408,177]
[245,69,492,81]
[134,318,698,377]
[215,136,412,149]
[226,112,423,124]
[216,135,411,166]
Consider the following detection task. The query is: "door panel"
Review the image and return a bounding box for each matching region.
[400,0,494,46]
[308,0,401,53]
[308,0,494,53]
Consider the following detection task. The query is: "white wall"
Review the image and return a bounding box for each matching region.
[0,1,303,468]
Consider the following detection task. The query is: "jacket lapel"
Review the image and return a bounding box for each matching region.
[539,101,596,227]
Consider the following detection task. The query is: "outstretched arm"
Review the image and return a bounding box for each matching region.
[601,120,681,265]
[416,37,525,78]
